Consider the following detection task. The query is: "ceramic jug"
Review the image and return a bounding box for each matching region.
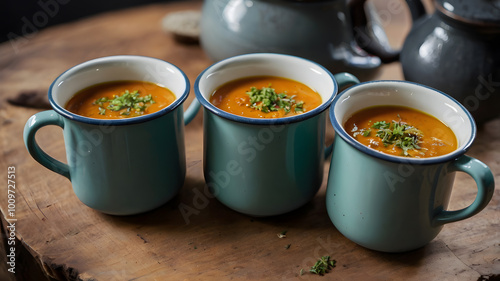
[200,0,425,81]
[401,0,500,125]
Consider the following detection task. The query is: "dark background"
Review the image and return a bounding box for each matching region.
[0,0,172,43]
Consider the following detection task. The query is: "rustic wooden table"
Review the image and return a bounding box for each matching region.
[0,1,499,280]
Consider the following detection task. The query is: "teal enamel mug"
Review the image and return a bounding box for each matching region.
[194,53,359,216]
[24,55,200,215]
[326,81,495,252]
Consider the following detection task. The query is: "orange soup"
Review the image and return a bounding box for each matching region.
[66,80,176,119]
[209,76,322,118]
[344,105,457,158]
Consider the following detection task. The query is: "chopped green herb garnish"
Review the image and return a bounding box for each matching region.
[372,119,423,156]
[93,90,155,116]
[246,86,304,114]
[98,107,106,115]
[353,128,371,138]
[372,120,390,129]
[294,101,304,112]
[310,256,336,275]
[277,230,287,238]
[285,244,291,249]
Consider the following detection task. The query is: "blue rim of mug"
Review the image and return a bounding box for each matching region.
[330,80,477,165]
[194,53,338,125]
[48,55,190,126]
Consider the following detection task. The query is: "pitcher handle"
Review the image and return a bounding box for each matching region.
[349,0,426,63]
[432,155,495,226]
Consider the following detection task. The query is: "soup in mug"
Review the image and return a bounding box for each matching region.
[344,105,457,158]
[210,76,322,118]
[66,80,176,119]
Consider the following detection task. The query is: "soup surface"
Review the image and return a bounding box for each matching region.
[209,76,322,118]
[344,105,457,158]
[66,80,176,119]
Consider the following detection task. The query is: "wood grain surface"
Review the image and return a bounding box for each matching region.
[0,1,499,280]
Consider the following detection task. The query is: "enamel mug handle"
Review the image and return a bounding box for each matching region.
[23,110,70,180]
[324,72,360,159]
[433,155,495,225]
[183,97,200,125]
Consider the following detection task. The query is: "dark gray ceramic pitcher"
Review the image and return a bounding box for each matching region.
[401,0,500,125]
[200,0,424,81]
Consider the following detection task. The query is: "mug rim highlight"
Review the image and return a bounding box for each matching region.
[48,55,190,126]
[194,53,338,125]
[330,80,477,165]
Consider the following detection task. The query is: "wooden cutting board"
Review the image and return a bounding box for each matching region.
[0,1,499,280]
